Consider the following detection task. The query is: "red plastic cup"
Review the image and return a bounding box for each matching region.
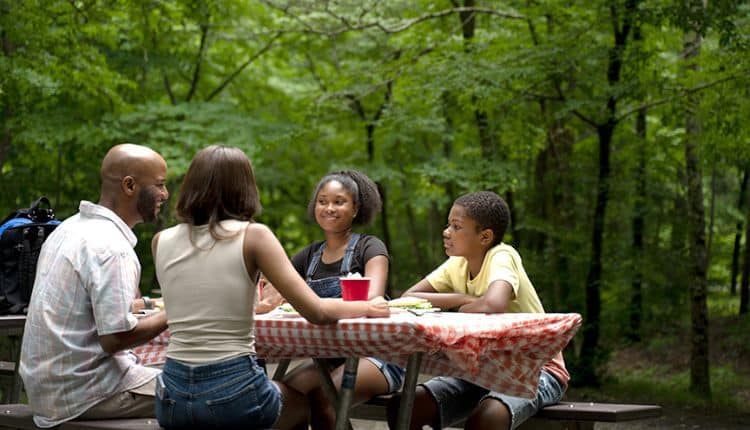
[340,277,371,301]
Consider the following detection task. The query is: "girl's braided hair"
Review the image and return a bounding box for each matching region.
[307,169,382,226]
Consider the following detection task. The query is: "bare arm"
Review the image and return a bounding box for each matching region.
[400,279,470,310]
[99,310,168,354]
[99,232,168,354]
[458,280,513,313]
[245,223,389,324]
[364,254,389,299]
[130,237,161,313]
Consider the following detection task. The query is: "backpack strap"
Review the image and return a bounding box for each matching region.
[29,197,55,223]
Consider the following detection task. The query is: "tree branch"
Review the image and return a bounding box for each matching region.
[318,45,432,106]
[373,80,393,123]
[205,33,281,102]
[572,109,599,128]
[345,94,367,121]
[616,71,749,121]
[163,73,176,105]
[186,24,209,102]
[305,52,328,92]
[260,2,524,36]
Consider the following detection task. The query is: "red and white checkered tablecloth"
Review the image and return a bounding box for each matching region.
[133,312,581,399]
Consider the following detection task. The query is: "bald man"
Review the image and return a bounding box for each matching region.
[19,144,170,428]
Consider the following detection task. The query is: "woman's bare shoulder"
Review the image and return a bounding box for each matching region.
[243,222,277,245]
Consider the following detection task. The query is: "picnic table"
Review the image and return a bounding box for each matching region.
[134,310,582,430]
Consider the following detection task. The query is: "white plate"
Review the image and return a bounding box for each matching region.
[270,309,301,318]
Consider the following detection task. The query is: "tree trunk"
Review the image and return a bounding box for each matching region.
[707,166,717,266]
[457,0,497,162]
[627,107,647,343]
[401,181,426,271]
[530,146,549,254]
[474,107,496,158]
[740,199,750,314]
[682,18,711,397]
[441,92,457,204]
[505,191,519,246]
[365,122,393,296]
[579,123,613,386]
[578,0,637,385]
[0,23,14,169]
[731,168,748,296]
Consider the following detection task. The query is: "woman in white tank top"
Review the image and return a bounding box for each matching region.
[152,145,390,430]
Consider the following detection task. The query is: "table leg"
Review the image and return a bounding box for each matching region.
[334,357,359,430]
[395,352,424,430]
[271,359,291,381]
[313,358,341,405]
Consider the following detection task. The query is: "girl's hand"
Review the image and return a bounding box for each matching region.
[365,298,390,318]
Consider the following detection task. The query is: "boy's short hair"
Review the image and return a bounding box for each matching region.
[454,191,510,246]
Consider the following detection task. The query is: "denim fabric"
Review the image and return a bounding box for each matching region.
[155,355,281,430]
[363,357,406,393]
[421,370,564,430]
[305,233,406,391]
[305,233,360,298]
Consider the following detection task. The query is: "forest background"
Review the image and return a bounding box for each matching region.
[2,0,750,423]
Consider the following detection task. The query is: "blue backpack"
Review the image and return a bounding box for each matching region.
[0,197,61,314]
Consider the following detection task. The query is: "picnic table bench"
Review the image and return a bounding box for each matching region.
[0,399,662,429]
[0,404,158,429]
[350,395,663,429]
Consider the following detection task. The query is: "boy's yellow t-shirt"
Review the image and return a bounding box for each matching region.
[425,243,544,314]
[425,242,570,387]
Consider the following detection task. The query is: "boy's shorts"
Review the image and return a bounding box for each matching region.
[420,370,564,430]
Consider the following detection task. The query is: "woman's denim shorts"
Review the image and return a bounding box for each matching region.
[421,369,564,429]
[155,355,281,430]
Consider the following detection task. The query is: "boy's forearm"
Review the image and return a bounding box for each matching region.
[459,298,499,313]
[406,292,474,311]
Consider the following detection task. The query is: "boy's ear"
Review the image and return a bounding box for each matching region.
[480,228,494,245]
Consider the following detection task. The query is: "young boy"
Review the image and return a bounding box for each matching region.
[388,191,569,430]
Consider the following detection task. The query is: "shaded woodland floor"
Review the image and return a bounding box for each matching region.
[565,314,750,429]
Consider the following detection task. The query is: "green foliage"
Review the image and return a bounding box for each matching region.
[3,0,750,401]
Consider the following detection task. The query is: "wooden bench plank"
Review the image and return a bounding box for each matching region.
[61,419,162,430]
[350,395,662,424]
[0,361,16,375]
[1,399,662,429]
[0,404,162,430]
[538,401,663,422]
[0,403,36,429]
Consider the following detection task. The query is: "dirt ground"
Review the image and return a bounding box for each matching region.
[350,409,750,429]
[349,407,750,429]
[270,363,750,430]
[596,407,750,429]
